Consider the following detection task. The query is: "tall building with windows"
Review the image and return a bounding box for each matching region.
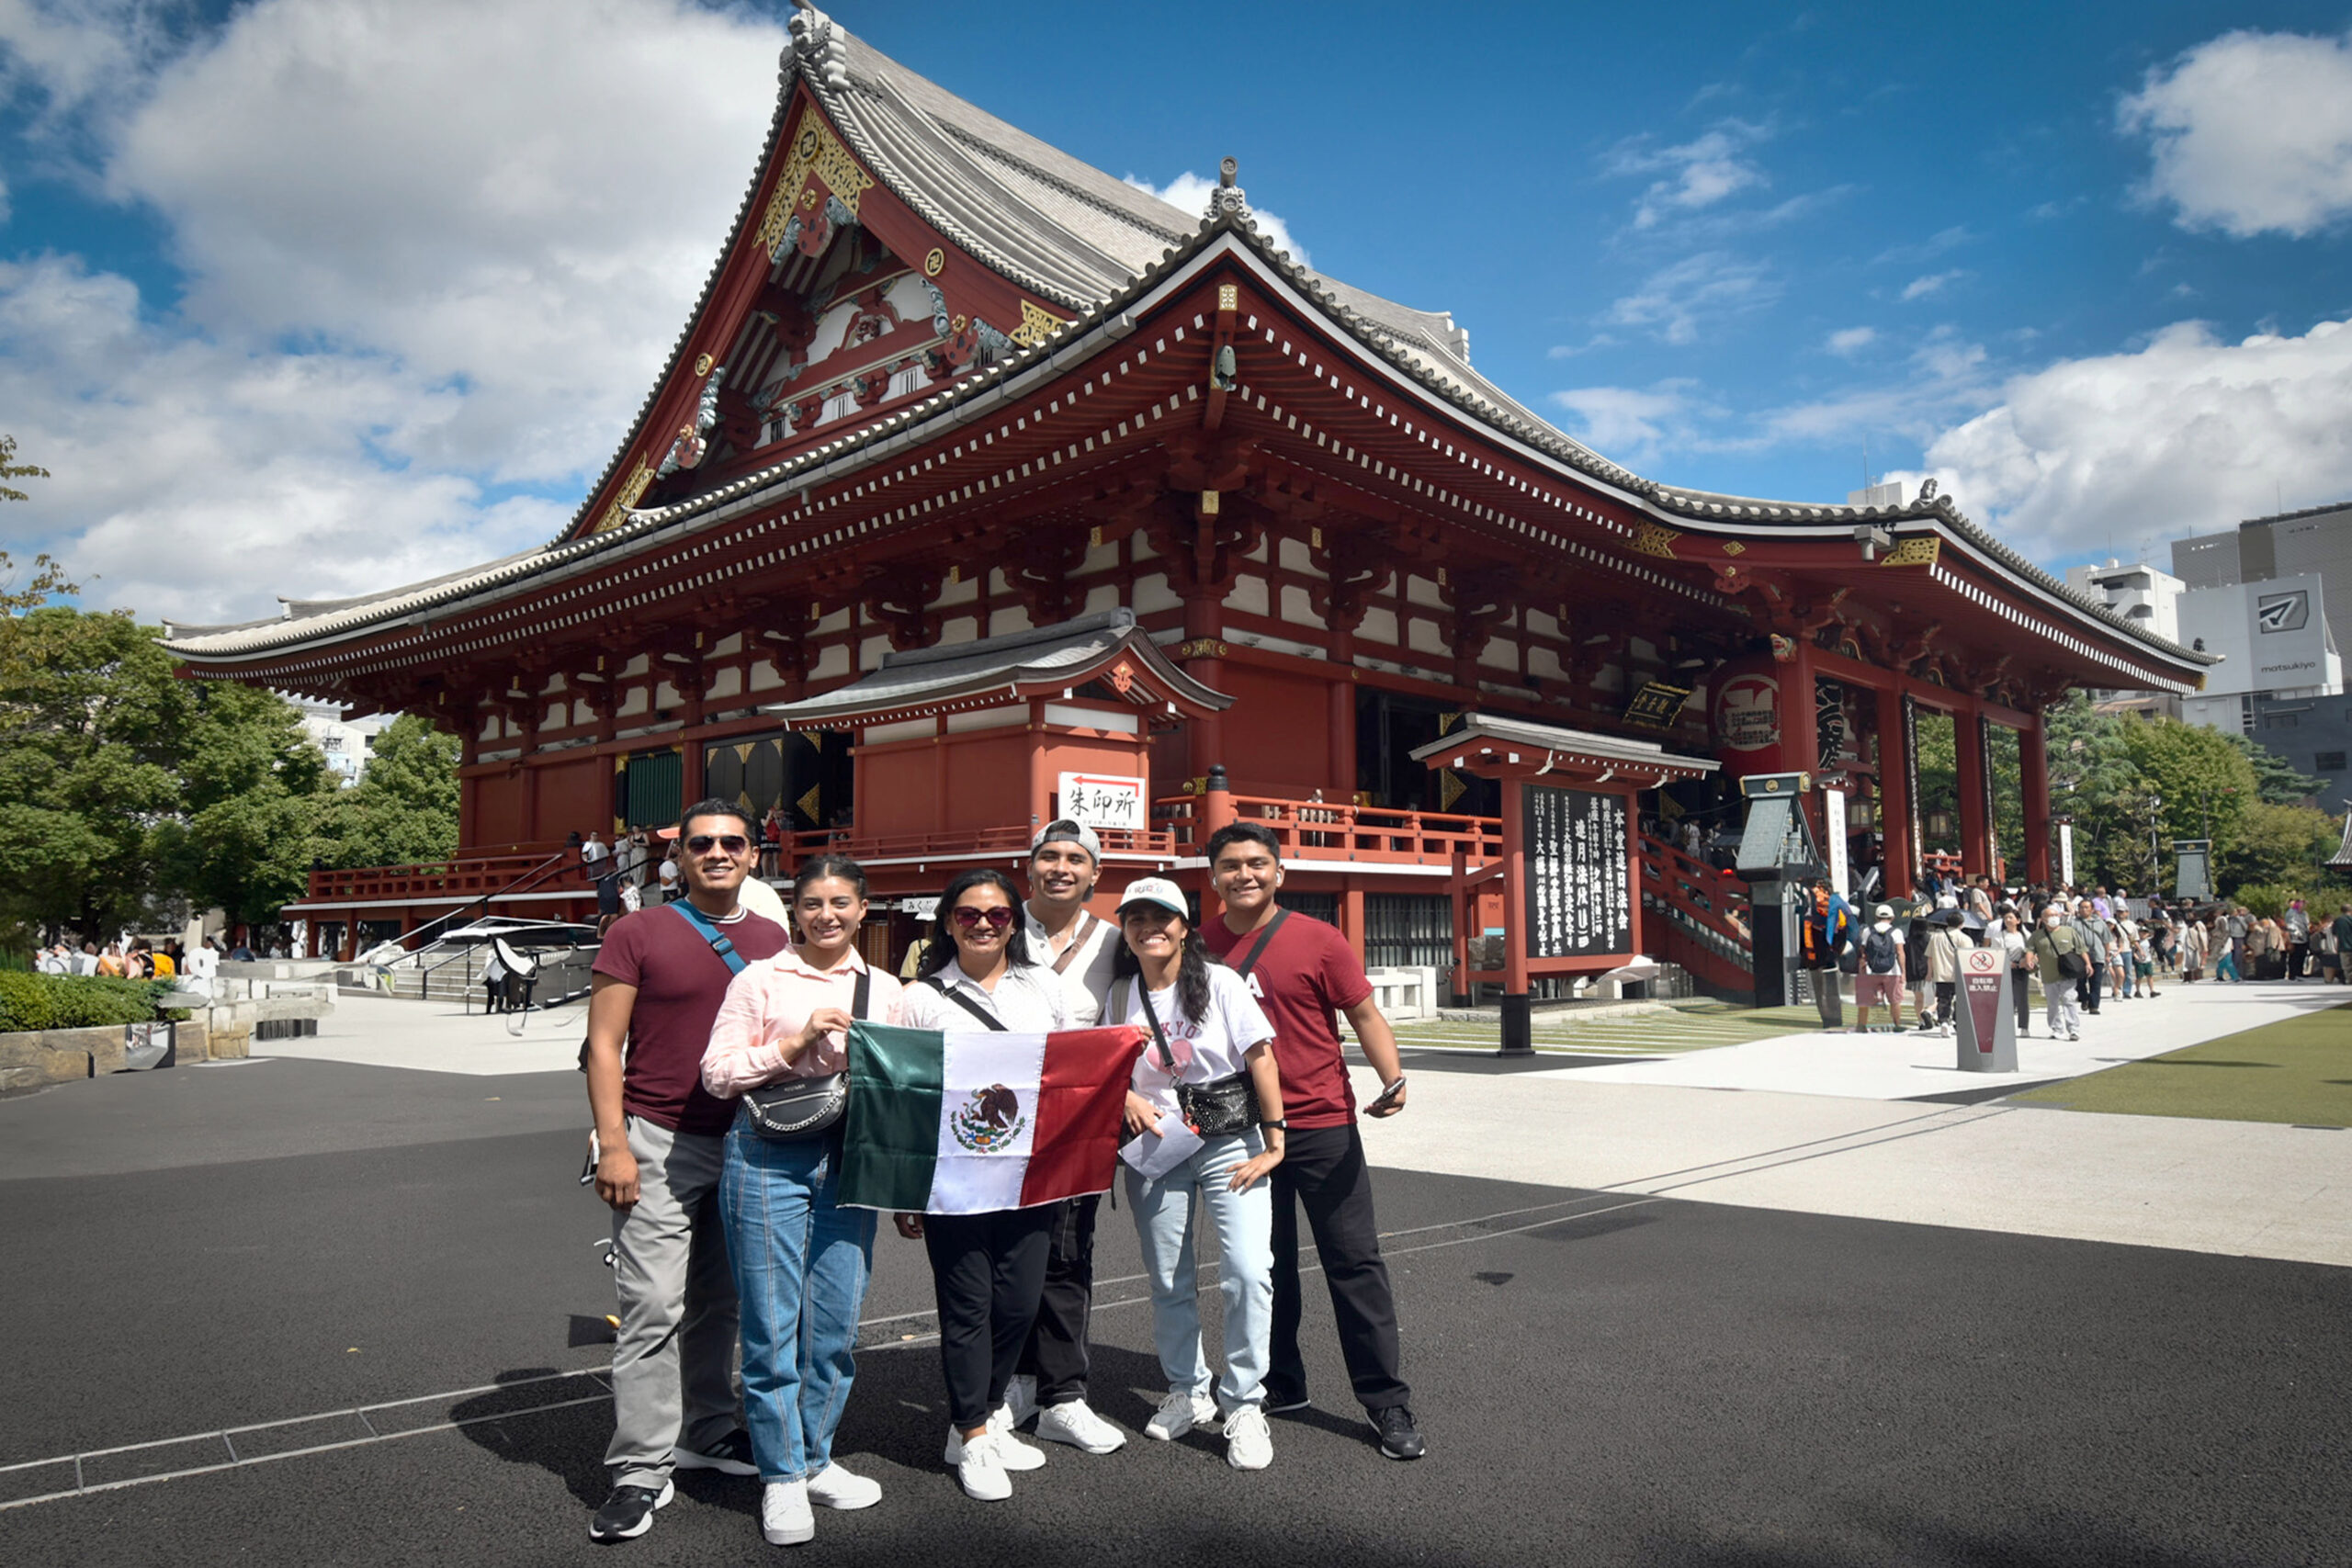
[2173,501,2352,649]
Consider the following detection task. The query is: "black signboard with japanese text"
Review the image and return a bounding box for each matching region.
[1522,784,1631,958]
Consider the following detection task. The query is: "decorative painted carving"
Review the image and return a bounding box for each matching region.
[1629,520,1680,559]
[786,4,851,91]
[1007,299,1066,349]
[656,367,726,478]
[1878,536,1941,568]
[594,461,655,534]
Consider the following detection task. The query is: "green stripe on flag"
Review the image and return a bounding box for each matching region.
[841,1021,946,1211]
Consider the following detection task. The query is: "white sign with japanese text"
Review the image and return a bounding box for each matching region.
[1057,773,1147,832]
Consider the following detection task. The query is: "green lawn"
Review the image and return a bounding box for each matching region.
[2011,1001,2352,1127]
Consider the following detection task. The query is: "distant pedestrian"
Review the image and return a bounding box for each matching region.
[2070,900,2109,1015]
[2284,899,2311,980]
[583,830,610,866]
[1852,904,1907,1032]
[2031,907,2086,1041]
[1997,909,2033,1036]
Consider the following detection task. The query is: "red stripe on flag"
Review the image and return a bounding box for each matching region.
[1019,1026,1146,1207]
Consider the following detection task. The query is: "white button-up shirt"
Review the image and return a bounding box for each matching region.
[900,959,1071,1033]
[1021,905,1121,1027]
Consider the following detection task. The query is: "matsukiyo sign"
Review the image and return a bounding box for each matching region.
[1057,773,1147,831]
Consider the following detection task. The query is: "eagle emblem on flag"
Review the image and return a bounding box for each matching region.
[950,1084,1027,1152]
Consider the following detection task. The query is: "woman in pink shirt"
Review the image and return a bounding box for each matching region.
[702,855,903,1547]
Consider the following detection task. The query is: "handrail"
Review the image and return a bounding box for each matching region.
[368,851,578,957]
[1638,831,1752,955]
[1155,794,1501,865]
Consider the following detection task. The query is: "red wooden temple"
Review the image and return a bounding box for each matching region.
[162,6,2210,999]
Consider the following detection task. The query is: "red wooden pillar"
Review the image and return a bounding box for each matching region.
[1954,700,1988,878]
[681,738,705,807]
[2019,711,2052,887]
[1327,634,1356,801]
[1199,764,1238,918]
[1498,774,1531,1053]
[1784,638,1821,842]
[1340,882,1366,965]
[1876,683,1914,901]
[1624,784,1647,959]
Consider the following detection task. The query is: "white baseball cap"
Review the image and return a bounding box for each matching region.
[1114,876,1190,919]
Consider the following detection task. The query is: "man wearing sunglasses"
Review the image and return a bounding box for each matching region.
[1002,820,1128,1457]
[583,800,791,1542]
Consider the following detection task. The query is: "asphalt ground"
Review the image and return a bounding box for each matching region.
[3,1058,2347,1567]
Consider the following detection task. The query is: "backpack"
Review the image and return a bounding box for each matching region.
[1861,927,1898,975]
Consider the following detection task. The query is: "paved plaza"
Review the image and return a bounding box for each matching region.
[1,984,2345,1565]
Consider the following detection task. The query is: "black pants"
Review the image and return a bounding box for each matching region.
[2011,969,2030,1031]
[2288,942,2309,980]
[1015,1193,1098,1405]
[1933,981,1956,1025]
[924,1207,1056,1430]
[1270,1123,1409,1414]
[2080,963,2103,1014]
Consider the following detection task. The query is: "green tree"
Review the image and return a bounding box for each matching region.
[2216,729,2326,806]
[0,607,184,941]
[2118,714,2260,852]
[0,434,47,503]
[314,714,460,868]
[2220,801,2339,895]
[157,682,339,929]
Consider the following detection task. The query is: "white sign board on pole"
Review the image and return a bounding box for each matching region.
[900,897,940,921]
[1823,787,1849,898]
[2058,823,2075,888]
[1057,773,1148,832]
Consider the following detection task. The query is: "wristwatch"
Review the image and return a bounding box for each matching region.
[1261,1118,1289,1130]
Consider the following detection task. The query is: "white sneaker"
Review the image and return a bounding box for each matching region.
[1144,1391,1218,1442]
[1002,1374,1039,1427]
[805,1461,881,1511]
[952,1430,1012,1502]
[1035,1399,1127,1454]
[1224,1404,1272,1471]
[944,1422,1045,1471]
[761,1481,814,1546]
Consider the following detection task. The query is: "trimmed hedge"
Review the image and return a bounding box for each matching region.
[0,972,170,1032]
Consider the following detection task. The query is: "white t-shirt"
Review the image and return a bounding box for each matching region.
[658,859,680,891]
[581,838,608,863]
[1118,965,1276,1121]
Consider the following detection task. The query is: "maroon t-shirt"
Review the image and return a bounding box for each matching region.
[593,904,791,1136]
[1202,909,1374,1130]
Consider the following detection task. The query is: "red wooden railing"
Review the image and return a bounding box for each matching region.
[1154,794,1503,867]
[308,845,599,902]
[1637,832,1754,990]
[775,823,1179,863]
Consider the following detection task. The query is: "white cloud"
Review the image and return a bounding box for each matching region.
[1826,326,1877,356]
[0,0,788,622]
[2120,28,2352,238]
[1903,318,2352,558]
[1548,383,1699,464]
[1602,121,1769,230]
[1122,171,1308,266]
[1900,270,1963,301]
[1605,252,1777,345]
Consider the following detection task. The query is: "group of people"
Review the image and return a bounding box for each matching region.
[34,935,221,992]
[582,801,1425,1549]
[582,829,684,919]
[1800,874,2345,1043]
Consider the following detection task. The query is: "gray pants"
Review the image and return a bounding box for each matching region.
[607,1118,741,1488]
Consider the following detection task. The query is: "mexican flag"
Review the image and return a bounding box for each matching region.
[840,1021,1144,1214]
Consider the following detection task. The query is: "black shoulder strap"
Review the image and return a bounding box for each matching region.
[923,974,1007,1031]
[853,968,870,1021]
[1132,979,1178,1075]
[1225,908,1291,980]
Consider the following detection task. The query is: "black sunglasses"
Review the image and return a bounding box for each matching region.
[684,834,751,855]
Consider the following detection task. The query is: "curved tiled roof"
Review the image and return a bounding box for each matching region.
[161,6,2210,678]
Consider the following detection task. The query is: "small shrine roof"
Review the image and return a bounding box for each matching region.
[761,608,1231,729]
[1410,713,1719,784]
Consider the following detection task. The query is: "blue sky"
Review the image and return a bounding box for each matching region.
[4,0,2349,624]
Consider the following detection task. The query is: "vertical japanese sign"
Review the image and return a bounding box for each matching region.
[1056,773,1146,831]
[1824,787,1849,898]
[2059,823,2075,887]
[1900,694,1922,879]
[1977,714,1999,876]
[1522,785,1630,958]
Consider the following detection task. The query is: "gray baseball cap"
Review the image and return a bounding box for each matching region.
[1031,819,1102,862]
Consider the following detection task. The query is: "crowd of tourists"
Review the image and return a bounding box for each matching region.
[33,934,224,993]
[581,800,1423,1549]
[579,828,682,918]
[1798,872,2350,1043]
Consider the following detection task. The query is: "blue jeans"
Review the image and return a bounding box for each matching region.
[719,1120,877,1483]
[1125,1130,1273,1414]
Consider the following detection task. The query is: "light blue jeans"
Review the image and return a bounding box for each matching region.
[719,1119,877,1483]
[1125,1130,1273,1414]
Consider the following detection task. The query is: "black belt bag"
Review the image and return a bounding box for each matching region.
[1134,981,1259,1138]
[741,971,868,1141]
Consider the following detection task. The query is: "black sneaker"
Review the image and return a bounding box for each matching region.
[1263,1385,1312,1415]
[1369,1405,1426,1461]
[672,1429,756,1476]
[589,1480,673,1542]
